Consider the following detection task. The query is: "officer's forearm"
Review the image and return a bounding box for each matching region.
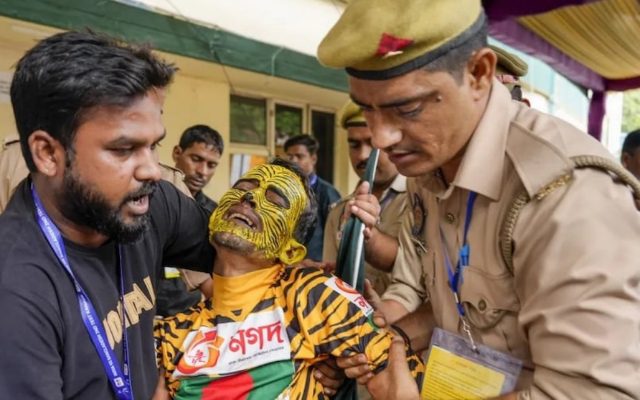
[393,302,436,352]
[379,299,410,325]
[364,228,398,272]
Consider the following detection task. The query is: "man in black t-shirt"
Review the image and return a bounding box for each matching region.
[0,31,214,399]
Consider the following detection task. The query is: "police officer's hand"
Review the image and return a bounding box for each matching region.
[366,336,420,400]
[336,352,374,384]
[332,282,388,385]
[364,279,382,310]
[364,279,388,328]
[312,358,345,396]
[346,181,381,240]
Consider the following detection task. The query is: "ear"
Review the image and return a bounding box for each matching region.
[311,153,318,166]
[172,145,182,163]
[278,238,307,265]
[622,152,630,168]
[28,130,65,177]
[467,47,497,100]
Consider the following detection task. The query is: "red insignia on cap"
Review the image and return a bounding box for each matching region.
[375,33,414,58]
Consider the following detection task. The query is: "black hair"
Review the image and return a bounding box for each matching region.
[623,129,640,155]
[269,157,317,244]
[283,134,319,156]
[423,16,489,83]
[179,124,224,155]
[10,30,176,171]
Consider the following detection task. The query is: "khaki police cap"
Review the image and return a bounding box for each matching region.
[339,101,366,129]
[318,0,484,80]
[491,45,528,77]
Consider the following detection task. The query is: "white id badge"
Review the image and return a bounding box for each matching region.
[421,327,522,399]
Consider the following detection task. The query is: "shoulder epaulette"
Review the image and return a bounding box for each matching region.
[500,155,640,274]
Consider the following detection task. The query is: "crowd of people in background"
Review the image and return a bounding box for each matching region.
[1,0,639,399]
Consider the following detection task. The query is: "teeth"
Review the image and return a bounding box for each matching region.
[228,212,254,227]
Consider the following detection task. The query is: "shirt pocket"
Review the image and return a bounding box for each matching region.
[458,266,520,330]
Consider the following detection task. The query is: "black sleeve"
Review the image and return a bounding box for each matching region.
[0,286,64,399]
[152,180,216,273]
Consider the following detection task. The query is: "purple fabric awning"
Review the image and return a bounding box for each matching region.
[488,19,605,92]
[484,0,601,21]
[483,0,640,139]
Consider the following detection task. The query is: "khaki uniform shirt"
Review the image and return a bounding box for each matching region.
[323,174,407,295]
[0,135,29,213]
[0,141,210,290]
[384,82,640,399]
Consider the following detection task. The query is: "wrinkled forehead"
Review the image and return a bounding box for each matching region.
[241,164,307,202]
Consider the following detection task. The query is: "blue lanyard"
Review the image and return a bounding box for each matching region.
[31,184,133,400]
[440,191,478,318]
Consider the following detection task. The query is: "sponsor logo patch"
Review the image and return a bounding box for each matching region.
[325,276,373,317]
[173,308,291,378]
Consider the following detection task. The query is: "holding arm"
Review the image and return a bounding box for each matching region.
[347,181,399,272]
[292,270,424,392]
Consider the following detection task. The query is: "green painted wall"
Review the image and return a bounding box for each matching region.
[0,0,349,92]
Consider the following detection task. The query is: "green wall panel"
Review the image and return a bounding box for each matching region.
[0,0,348,92]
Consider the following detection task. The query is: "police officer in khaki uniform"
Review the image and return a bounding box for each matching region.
[323,101,408,295]
[381,45,531,319]
[490,44,529,105]
[317,0,640,399]
[347,45,532,324]
[0,134,211,295]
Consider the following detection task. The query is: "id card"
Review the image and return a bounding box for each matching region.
[164,267,181,279]
[421,328,522,399]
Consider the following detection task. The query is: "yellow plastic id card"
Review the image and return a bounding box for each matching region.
[164,267,181,279]
[421,328,522,399]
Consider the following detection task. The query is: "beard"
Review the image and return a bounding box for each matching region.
[58,168,157,243]
[211,231,258,255]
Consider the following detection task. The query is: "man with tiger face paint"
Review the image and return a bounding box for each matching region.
[154,159,424,400]
[208,160,312,266]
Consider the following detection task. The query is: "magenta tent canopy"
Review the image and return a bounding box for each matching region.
[483,0,640,139]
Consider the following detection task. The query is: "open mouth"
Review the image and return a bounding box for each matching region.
[227,212,256,229]
[126,194,149,215]
[123,183,156,215]
[387,148,415,164]
[224,204,262,231]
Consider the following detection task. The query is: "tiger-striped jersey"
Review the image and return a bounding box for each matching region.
[155,264,424,399]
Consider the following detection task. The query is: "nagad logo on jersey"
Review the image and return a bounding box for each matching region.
[325,276,373,317]
[177,329,225,375]
[173,308,292,379]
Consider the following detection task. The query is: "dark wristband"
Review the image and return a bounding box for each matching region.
[391,324,412,350]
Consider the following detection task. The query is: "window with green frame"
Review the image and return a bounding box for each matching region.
[230,95,267,146]
[275,104,303,147]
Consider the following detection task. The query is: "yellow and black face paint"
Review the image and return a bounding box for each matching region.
[209,164,308,264]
